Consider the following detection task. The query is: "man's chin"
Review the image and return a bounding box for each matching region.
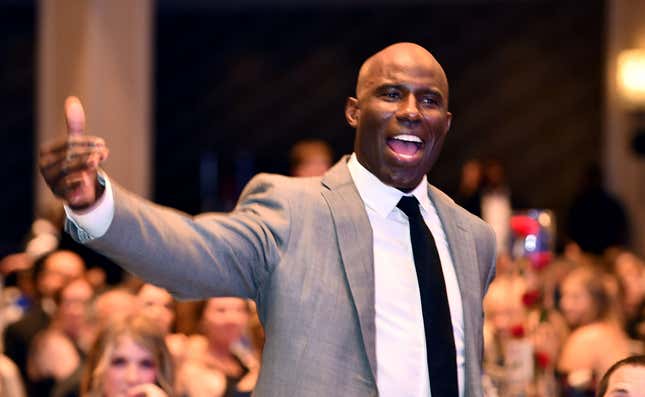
[383,170,425,192]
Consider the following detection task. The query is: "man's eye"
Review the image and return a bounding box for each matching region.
[421,96,438,106]
[381,90,401,100]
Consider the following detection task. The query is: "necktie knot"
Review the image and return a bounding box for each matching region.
[397,195,421,220]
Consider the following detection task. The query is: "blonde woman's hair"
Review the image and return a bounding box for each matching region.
[80,314,174,397]
[564,265,615,323]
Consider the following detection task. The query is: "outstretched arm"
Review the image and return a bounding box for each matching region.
[41,98,291,301]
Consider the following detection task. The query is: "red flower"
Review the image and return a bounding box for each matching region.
[535,351,551,369]
[521,289,541,308]
[511,215,540,237]
[509,324,525,338]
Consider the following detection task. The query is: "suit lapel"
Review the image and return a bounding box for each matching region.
[321,158,378,384]
[429,186,481,303]
[428,185,481,396]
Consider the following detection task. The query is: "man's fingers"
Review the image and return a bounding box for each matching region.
[40,148,102,196]
[40,145,106,171]
[39,136,69,156]
[65,96,86,135]
[40,136,108,168]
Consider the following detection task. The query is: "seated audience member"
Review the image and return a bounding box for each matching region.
[178,298,259,397]
[51,277,95,351]
[596,355,645,397]
[28,330,80,396]
[288,139,333,177]
[0,353,26,397]
[0,203,124,286]
[84,267,108,294]
[136,284,175,334]
[91,288,138,331]
[483,273,562,395]
[612,252,645,340]
[80,314,174,397]
[136,284,186,364]
[27,277,94,397]
[557,265,635,395]
[483,274,529,394]
[3,250,85,386]
[484,275,528,357]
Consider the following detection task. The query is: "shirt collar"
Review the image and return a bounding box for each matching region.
[347,153,431,218]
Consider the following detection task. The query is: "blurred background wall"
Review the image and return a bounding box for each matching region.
[2,0,644,256]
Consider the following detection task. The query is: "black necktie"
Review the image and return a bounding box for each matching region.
[397,195,458,397]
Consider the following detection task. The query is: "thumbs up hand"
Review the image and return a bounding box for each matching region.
[39,96,109,210]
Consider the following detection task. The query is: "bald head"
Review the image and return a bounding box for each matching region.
[356,42,449,102]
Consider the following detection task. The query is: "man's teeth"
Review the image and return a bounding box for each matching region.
[392,134,422,143]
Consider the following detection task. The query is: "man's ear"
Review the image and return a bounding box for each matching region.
[444,111,452,134]
[345,97,359,128]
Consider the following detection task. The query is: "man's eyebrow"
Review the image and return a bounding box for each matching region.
[375,83,405,91]
[419,87,445,98]
[374,84,444,97]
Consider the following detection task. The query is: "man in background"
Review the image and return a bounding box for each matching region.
[289,139,333,177]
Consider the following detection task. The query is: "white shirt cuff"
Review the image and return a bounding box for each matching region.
[63,172,115,239]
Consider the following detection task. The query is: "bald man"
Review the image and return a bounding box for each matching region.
[40,43,496,396]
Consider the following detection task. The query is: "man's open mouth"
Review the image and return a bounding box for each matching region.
[386,134,424,156]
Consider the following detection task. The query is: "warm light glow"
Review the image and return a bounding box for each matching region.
[618,49,645,109]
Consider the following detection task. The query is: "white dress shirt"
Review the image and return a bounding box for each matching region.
[64,172,115,239]
[66,157,465,396]
[347,154,464,397]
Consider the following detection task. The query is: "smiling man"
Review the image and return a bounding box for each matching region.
[40,42,496,396]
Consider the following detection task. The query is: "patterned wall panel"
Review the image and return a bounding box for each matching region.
[156,1,604,244]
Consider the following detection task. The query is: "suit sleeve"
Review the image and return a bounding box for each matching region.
[79,173,292,300]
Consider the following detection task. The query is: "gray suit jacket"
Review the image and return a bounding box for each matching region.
[70,157,496,396]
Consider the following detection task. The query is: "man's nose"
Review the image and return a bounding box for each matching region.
[396,95,422,124]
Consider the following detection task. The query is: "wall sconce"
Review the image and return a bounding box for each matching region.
[617,49,645,155]
[618,49,645,109]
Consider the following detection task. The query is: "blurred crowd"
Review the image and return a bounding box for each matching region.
[0,247,264,397]
[456,159,644,397]
[1,146,643,397]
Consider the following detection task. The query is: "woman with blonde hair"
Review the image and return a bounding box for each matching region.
[557,265,636,395]
[80,314,174,397]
